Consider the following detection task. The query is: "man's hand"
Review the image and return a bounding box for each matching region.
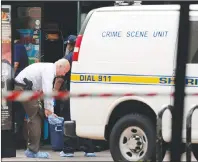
[45,109,57,118]
[14,62,19,72]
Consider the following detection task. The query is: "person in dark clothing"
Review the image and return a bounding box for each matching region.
[53,35,96,157]
[14,30,29,77]
[13,30,29,149]
[64,35,76,59]
[64,35,76,92]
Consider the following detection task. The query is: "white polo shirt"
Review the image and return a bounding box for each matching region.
[15,62,56,112]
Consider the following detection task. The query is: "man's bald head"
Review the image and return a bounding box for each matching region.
[55,58,70,76]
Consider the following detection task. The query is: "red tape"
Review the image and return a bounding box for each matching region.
[2,91,198,101]
[54,91,69,99]
[29,91,43,101]
[5,91,22,101]
[193,93,198,96]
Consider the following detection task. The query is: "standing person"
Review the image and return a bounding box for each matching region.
[54,35,96,157]
[14,59,70,158]
[14,30,29,77]
[64,35,76,57]
[13,30,29,149]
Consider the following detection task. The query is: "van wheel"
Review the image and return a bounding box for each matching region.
[193,144,198,160]
[109,114,155,161]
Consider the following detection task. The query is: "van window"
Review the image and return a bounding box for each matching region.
[188,20,198,64]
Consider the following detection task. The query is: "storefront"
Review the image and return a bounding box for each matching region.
[1,1,115,65]
[1,1,113,151]
[1,2,78,150]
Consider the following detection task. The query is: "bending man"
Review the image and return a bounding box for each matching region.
[14,59,70,158]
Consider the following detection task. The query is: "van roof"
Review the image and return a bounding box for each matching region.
[190,4,198,10]
[95,4,198,12]
[79,4,198,35]
[95,5,181,12]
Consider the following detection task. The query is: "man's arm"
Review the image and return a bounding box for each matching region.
[53,77,65,91]
[65,51,73,65]
[42,66,55,115]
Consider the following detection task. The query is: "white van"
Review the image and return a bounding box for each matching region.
[65,4,198,161]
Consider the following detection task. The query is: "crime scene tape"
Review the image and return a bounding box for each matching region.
[2,90,198,101]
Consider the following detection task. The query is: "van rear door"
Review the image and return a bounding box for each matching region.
[183,5,198,141]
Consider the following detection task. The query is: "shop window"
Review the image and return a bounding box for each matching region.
[17,7,41,29]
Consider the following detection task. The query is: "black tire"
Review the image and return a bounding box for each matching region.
[193,144,198,160]
[109,114,156,161]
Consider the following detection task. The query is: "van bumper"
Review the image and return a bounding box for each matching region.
[64,121,76,137]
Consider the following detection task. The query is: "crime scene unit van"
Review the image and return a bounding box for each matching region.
[65,3,198,161]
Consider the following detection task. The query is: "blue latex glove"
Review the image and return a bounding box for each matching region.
[48,114,64,125]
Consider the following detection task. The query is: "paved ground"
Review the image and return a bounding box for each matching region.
[2,150,112,161]
[2,148,197,161]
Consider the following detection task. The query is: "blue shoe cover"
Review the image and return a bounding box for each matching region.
[24,149,35,158]
[60,151,74,157]
[24,149,50,158]
[84,152,96,157]
[35,151,50,158]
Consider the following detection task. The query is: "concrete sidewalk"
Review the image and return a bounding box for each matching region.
[2,149,197,161]
[2,148,112,161]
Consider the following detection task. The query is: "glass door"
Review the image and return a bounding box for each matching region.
[16,6,42,64]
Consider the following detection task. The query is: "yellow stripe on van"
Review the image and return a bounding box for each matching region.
[71,74,161,85]
[71,73,198,87]
[111,75,160,84]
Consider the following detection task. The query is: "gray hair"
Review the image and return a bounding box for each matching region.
[55,58,69,67]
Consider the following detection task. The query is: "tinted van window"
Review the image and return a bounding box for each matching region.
[188,20,198,64]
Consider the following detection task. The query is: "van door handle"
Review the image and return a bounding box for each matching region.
[173,69,176,76]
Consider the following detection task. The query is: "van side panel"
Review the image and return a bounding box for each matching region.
[79,10,179,63]
[70,9,179,139]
